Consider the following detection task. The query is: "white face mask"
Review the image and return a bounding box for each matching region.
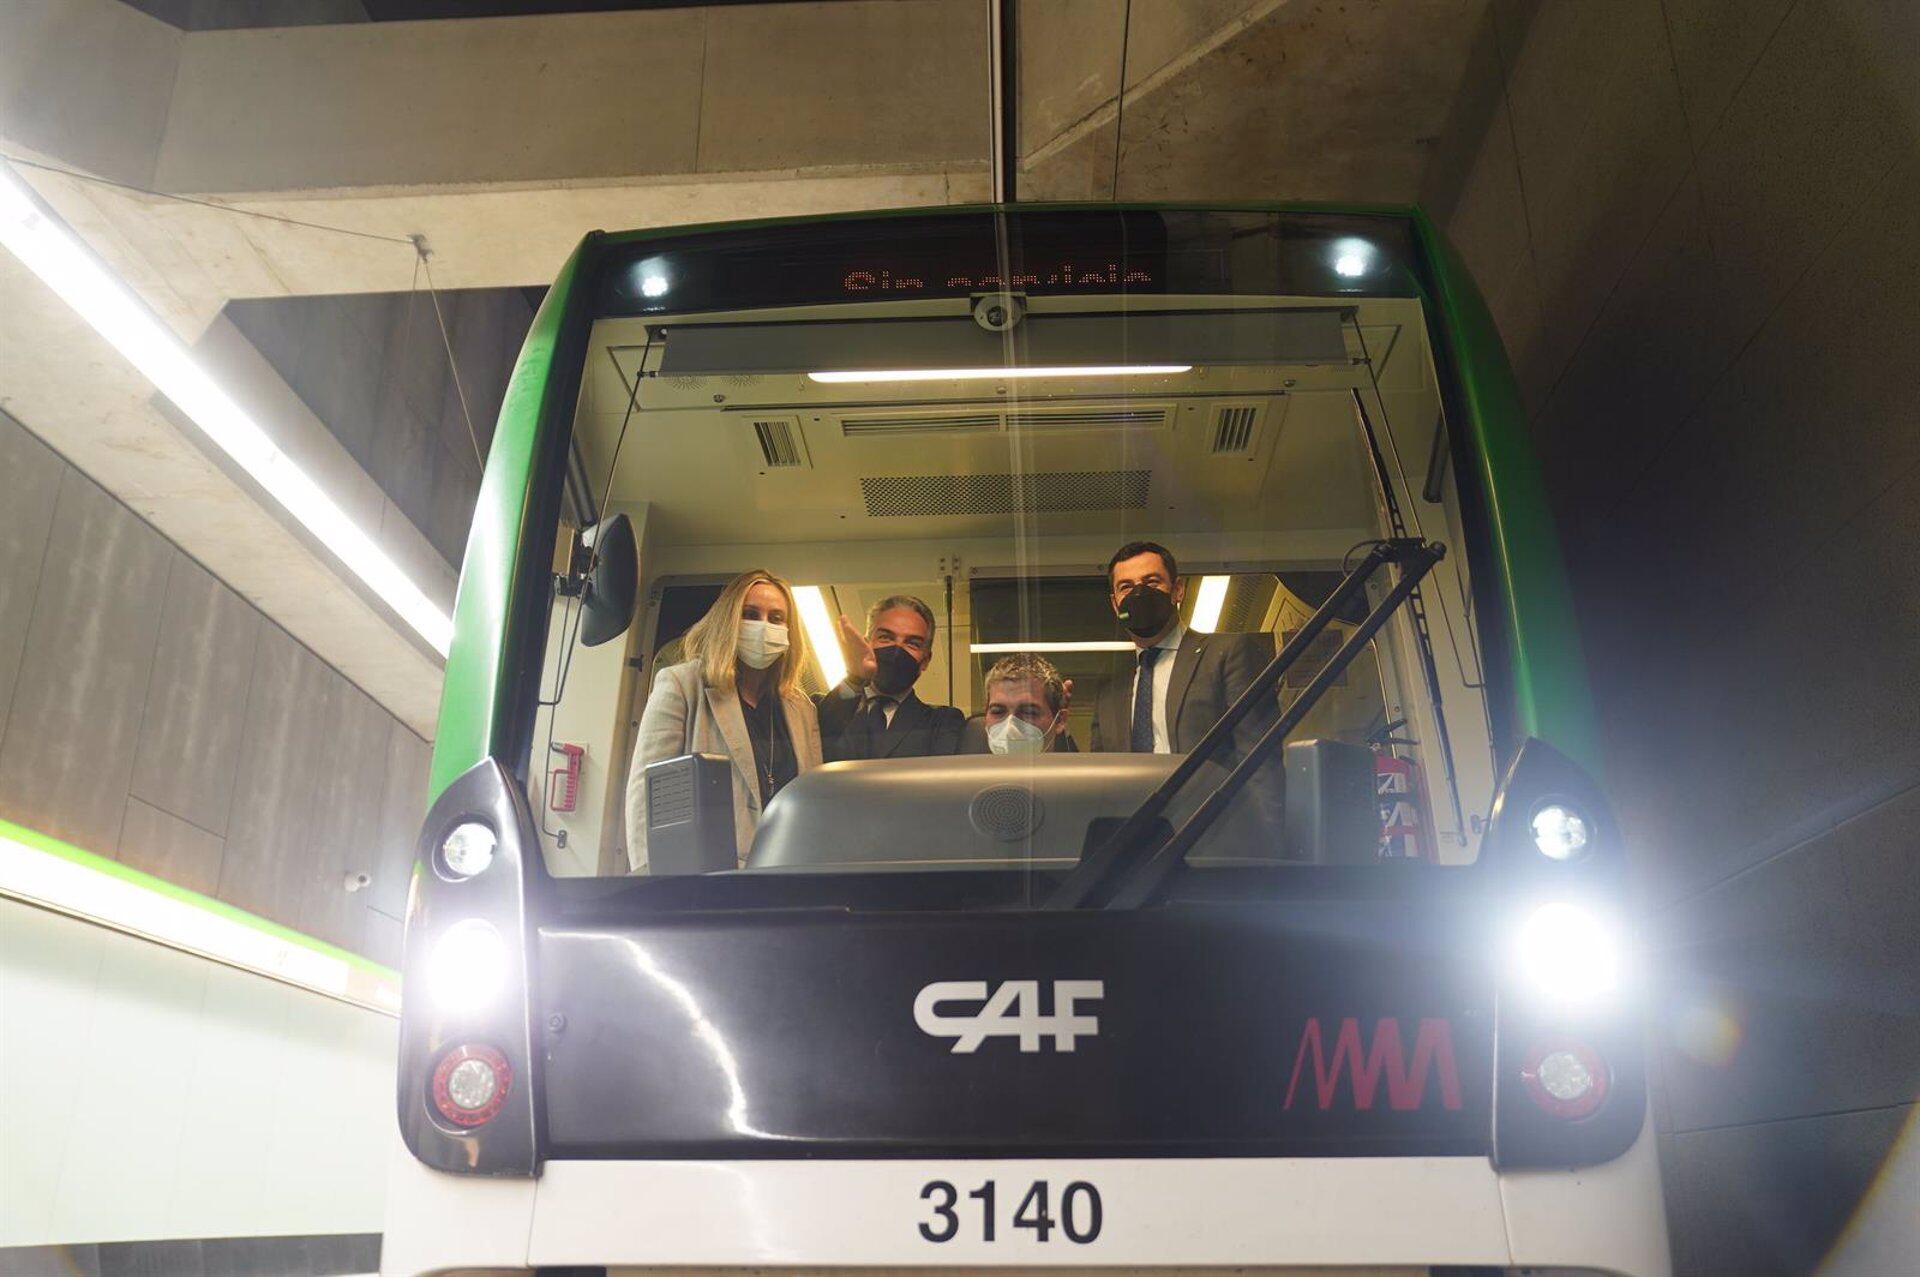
[986,713,1052,756]
[736,619,789,670]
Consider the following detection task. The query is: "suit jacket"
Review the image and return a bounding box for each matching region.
[816,685,965,761]
[624,657,823,874]
[1089,629,1284,817]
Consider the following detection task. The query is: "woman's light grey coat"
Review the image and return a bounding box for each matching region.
[624,657,823,873]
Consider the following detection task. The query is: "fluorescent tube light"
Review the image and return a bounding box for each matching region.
[0,162,454,656]
[793,585,847,687]
[808,365,1191,384]
[970,641,1136,654]
[0,821,400,1016]
[1189,575,1230,633]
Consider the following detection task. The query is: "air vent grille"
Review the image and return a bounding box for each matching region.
[1210,404,1263,455]
[1006,406,1169,430]
[839,404,1171,438]
[861,470,1151,518]
[841,413,1002,437]
[751,417,805,468]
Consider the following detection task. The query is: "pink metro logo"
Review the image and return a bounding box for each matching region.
[1283,1017,1464,1112]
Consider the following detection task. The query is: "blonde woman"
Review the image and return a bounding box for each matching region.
[624,569,824,873]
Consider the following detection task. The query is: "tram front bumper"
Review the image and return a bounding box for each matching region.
[382,1119,1668,1275]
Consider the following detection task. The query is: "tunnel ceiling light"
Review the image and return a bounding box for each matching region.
[0,819,399,1015]
[808,365,1192,384]
[1188,575,1230,633]
[0,161,453,657]
[793,586,848,688]
[970,641,1136,654]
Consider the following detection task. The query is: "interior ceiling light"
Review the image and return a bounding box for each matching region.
[808,365,1192,384]
[970,641,1136,654]
[0,161,454,656]
[1189,575,1230,633]
[792,586,848,688]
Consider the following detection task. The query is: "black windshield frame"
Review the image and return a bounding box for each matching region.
[497,205,1516,900]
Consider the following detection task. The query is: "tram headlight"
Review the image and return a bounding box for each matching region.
[1512,901,1620,1004]
[427,919,508,1013]
[1529,802,1591,861]
[437,821,497,879]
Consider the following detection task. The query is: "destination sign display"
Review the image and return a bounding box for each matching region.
[595,209,1417,316]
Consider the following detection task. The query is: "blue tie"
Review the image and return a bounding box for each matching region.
[1130,647,1161,753]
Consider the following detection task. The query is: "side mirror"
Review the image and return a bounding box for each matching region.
[579,513,637,647]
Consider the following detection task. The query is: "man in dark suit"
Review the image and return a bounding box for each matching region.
[816,594,965,761]
[1088,542,1283,817]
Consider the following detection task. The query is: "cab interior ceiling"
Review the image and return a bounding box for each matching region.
[573,294,1439,570]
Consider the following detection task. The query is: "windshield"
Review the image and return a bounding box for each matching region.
[517,209,1495,894]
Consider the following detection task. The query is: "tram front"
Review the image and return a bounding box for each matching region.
[384,206,1669,1276]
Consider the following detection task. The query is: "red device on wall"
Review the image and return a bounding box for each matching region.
[1375,750,1434,860]
[549,743,584,814]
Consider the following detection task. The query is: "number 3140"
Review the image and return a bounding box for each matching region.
[918,1179,1102,1244]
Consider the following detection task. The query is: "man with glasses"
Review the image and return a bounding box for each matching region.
[817,595,965,760]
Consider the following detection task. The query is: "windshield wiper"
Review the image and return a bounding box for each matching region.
[1043,537,1446,911]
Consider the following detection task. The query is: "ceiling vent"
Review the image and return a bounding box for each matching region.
[1006,406,1170,431]
[750,417,807,468]
[861,470,1151,518]
[838,404,1172,439]
[841,412,1002,437]
[1208,403,1266,457]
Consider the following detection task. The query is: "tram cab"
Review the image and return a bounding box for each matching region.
[385,207,1669,1276]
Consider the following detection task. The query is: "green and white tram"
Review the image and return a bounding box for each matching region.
[383,204,1668,1276]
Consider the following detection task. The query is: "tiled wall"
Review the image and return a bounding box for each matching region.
[1425,1,1919,1272]
[0,897,394,1247]
[0,407,426,966]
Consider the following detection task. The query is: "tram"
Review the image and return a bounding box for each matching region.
[381,204,1669,1275]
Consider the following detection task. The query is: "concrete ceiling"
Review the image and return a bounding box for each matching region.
[0,0,1491,736]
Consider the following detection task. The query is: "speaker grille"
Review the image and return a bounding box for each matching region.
[861,470,1150,517]
[646,764,694,828]
[969,785,1044,842]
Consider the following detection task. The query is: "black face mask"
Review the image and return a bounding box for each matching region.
[871,643,923,696]
[1116,584,1175,638]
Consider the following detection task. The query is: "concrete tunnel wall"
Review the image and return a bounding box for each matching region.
[0,409,426,967]
[1424,1,1920,1273]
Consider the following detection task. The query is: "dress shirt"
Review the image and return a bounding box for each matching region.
[1128,623,1186,754]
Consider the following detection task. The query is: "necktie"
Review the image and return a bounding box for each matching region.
[861,694,890,753]
[1130,646,1161,753]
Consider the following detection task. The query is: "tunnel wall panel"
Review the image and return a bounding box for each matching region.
[1423,1,1920,1272]
[0,408,427,966]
